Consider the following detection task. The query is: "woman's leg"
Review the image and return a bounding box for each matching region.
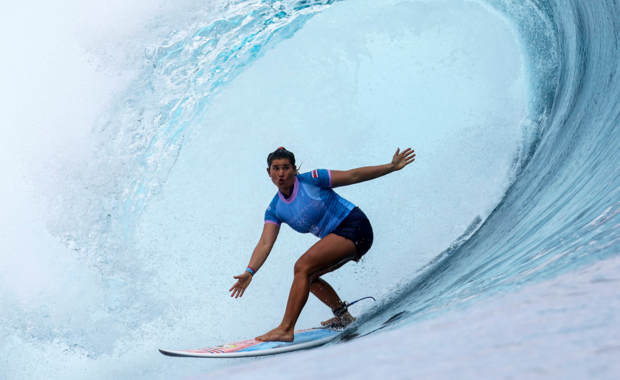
[309,278,342,310]
[255,233,357,342]
[310,278,356,327]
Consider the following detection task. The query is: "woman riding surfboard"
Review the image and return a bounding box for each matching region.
[229,147,415,342]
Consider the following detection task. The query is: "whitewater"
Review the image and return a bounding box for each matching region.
[1,0,619,379]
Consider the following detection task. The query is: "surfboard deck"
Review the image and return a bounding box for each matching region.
[159,328,341,358]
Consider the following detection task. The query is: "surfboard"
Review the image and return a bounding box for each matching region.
[159,327,341,358]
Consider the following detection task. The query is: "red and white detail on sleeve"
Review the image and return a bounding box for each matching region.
[312,170,319,178]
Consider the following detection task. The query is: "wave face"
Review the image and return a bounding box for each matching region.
[1,0,619,378]
[350,0,620,333]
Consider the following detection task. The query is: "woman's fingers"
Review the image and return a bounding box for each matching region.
[400,149,415,160]
[230,280,240,294]
[230,273,251,297]
[228,281,247,298]
[231,287,245,299]
[395,148,413,160]
[392,147,416,169]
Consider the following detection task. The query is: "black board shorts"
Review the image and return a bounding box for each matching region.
[331,207,374,261]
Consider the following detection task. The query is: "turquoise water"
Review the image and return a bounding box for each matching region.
[1,0,619,378]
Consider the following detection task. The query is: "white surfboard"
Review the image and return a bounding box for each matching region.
[159,328,341,358]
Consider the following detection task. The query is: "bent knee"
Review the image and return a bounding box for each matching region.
[293,259,313,277]
[309,272,324,283]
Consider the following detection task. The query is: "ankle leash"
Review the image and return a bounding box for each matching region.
[332,296,375,317]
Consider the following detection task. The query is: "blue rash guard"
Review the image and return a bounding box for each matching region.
[264,169,355,238]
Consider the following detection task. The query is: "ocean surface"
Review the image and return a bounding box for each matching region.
[1,0,619,379]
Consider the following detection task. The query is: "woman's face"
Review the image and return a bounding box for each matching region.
[267,158,296,191]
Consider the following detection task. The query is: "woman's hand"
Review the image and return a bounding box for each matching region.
[229,272,253,298]
[391,148,416,171]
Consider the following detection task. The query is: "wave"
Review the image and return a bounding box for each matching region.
[347,0,620,337]
[2,0,620,378]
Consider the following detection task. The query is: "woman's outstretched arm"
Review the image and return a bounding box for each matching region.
[229,222,280,298]
[331,148,415,188]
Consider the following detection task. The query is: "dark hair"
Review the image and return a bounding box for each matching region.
[267,147,296,167]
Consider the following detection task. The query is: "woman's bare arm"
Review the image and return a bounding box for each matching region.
[247,223,280,272]
[229,222,280,298]
[331,148,415,188]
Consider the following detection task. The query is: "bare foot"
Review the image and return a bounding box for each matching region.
[256,326,294,342]
[321,311,356,329]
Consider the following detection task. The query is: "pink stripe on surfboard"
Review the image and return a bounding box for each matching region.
[182,328,318,354]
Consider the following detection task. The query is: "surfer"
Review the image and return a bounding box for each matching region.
[229,147,416,342]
